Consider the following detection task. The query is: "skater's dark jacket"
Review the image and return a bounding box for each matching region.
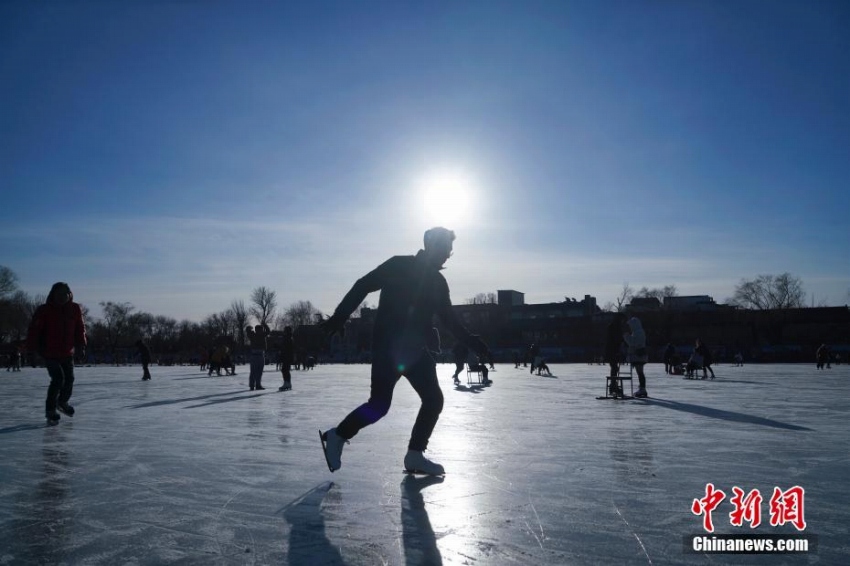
[27,284,87,360]
[330,250,483,367]
[136,340,152,363]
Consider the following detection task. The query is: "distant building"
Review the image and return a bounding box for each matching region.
[627,297,662,312]
[497,290,524,307]
[509,294,599,320]
[663,295,720,311]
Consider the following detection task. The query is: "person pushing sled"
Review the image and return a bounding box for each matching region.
[319,227,489,476]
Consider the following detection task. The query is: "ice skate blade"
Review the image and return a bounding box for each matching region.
[403,468,445,477]
[319,429,337,473]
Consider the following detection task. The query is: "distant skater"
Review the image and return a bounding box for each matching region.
[623,317,648,398]
[247,323,271,390]
[663,343,676,374]
[26,282,87,425]
[535,358,551,376]
[136,339,152,380]
[695,338,715,379]
[319,227,489,476]
[604,313,626,397]
[816,344,831,370]
[469,354,491,384]
[733,351,744,366]
[6,342,22,372]
[528,343,540,373]
[278,326,294,391]
[451,341,468,385]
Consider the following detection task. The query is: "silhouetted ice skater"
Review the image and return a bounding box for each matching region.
[604,313,626,397]
[247,323,270,390]
[451,341,468,385]
[136,339,152,380]
[319,227,489,476]
[278,326,294,391]
[624,317,648,398]
[26,282,87,425]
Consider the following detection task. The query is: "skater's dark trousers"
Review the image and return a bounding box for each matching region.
[45,358,75,413]
[337,353,443,452]
[249,351,265,388]
[632,362,646,389]
[142,362,151,380]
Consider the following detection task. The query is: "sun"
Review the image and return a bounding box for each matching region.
[419,170,474,227]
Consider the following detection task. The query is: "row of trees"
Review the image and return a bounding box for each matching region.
[2,264,844,352]
[602,273,822,312]
[0,266,335,355]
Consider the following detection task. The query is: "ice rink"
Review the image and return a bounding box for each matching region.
[1,361,847,565]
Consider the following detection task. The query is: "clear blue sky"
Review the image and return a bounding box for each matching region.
[2,1,848,322]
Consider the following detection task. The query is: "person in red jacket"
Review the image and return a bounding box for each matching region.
[26,282,87,425]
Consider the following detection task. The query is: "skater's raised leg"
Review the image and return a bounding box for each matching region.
[335,359,399,442]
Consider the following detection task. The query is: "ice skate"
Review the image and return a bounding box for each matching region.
[278,383,292,391]
[634,388,648,398]
[404,450,445,476]
[320,428,348,472]
[46,411,60,426]
[57,402,75,417]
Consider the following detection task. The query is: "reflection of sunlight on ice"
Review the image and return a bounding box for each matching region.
[429,367,484,560]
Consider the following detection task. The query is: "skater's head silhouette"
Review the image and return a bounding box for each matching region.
[47,282,72,305]
[423,227,455,269]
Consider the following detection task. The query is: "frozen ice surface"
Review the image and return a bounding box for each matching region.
[1,362,847,565]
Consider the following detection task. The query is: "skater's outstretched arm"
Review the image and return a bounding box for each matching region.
[322,257,397,334]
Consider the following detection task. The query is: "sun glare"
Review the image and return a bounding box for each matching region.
[419,170,474,228]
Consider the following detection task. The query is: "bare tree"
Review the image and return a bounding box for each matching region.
[731,273,806,310]
[635,285,678,301]
[128,311,156,341]
[230,299,249,345]
[0,265,19,298]
[203,311,234,339]
[614,283,634,312]
[465,292,497,305]
[250,286,277,326]
[152,315,178,351]
[100,301,135,352]
[0,290,36,341]
[281,300,323,328]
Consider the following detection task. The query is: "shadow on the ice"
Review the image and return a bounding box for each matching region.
[0,423,53,435]
[636,398,812,431]
[402,474,444,566]
[279,481,345,566]
[453,384,485,393]
[183,393,267,408]
[710,378,775,386]
[124,390,255,409]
